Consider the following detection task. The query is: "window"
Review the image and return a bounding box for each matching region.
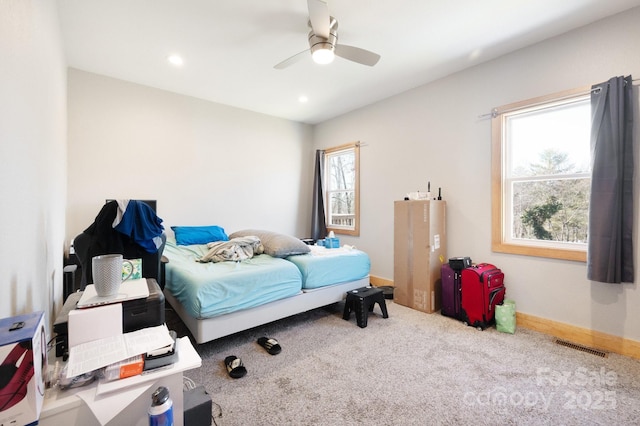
[491,87,591,261]
[325,142,360,236]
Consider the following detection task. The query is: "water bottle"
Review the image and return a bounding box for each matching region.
[148,386,174,426]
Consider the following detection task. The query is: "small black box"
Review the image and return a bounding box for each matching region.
[449,257,472,271]
[184,385,212,426]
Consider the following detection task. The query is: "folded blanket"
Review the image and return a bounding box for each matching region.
[197,236,264,263]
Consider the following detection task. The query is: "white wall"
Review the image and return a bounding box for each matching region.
[0,1,67,327]
[66,69,313,243]
[313,9,640,341]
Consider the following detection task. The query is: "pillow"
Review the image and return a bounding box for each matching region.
[229,229,310,258]
[171,225,229,246]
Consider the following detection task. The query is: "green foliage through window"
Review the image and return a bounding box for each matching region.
[512,149,590,243]
[493,89,591,260]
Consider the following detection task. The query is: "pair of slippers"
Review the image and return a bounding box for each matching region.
[224,336,282,379]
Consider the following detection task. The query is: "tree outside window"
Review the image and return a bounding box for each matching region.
[492,88,591,261]
[325,143,360,236]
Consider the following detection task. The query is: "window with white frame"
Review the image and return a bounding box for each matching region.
[325,143,360,236]
[491,87,591,261]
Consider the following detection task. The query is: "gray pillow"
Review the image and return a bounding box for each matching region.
[229,229,310,258]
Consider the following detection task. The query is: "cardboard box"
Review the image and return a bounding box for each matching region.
[393,200,446,313]
[0,311,46,426]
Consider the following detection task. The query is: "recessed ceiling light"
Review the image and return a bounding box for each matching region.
[468,49,482,61]
[167,55,183,66]
[298,95,309,103]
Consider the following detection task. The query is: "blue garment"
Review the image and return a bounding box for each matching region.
[114,200,164,253]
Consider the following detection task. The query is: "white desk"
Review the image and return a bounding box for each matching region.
[40,337,201,426]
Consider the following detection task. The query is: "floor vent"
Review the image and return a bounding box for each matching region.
[554,339,608,358]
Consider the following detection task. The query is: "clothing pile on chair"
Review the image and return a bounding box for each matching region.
[77,200,165,287]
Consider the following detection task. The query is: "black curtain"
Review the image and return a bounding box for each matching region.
[587,75,634,283]
[311,150,327,240]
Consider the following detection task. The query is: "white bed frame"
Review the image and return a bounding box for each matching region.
[163,277,370,344]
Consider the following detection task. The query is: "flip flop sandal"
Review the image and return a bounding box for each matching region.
[257,337,282,355]
[224,356,247,379]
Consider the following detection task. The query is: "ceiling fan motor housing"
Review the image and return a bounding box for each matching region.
[273,6,379,70]
[308,16,338,54]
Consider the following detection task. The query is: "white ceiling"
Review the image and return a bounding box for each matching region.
[57,0,640,124]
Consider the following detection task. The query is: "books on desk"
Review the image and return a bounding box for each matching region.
[143,330,178,372]
[100,330,178,381]
[66,324,174,378]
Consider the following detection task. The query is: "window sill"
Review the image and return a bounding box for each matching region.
[327,227,359,237]
[492,241,586,262]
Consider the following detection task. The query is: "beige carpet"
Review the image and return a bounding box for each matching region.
[170,300,640,425]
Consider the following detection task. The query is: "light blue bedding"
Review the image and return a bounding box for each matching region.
[286,246,371,289]
[164,239,302,319]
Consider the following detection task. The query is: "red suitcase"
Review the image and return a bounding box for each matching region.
[461,263,505,330]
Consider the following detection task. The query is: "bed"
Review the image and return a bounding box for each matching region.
[162,228,371,344]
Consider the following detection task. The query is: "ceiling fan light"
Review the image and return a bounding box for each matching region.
[312,48,335,65]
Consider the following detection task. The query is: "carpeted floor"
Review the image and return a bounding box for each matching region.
[167,300,640,425]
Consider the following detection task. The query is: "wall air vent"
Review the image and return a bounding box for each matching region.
[554,338,608,358]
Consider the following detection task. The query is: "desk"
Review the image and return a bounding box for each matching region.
[40,337,201,426]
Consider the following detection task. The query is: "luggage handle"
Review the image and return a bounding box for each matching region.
[480,269,499,284]
[470,263,498,283]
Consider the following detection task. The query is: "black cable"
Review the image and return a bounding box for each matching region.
[211,400,223,426]
[46,335,58,354]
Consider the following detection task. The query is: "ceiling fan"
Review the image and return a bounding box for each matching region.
[274,0,381,69]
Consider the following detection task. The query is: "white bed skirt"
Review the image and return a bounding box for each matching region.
[164,277,370,344]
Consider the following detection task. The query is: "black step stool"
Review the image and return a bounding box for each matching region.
[343,286,389,328]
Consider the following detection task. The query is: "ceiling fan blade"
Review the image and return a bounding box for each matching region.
[334,44,381,66]
[307,0,330,39]
[274,49,310,69]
